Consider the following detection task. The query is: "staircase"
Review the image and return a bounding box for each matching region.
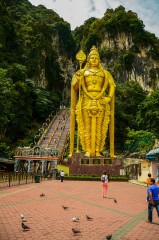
[37,108,70,160]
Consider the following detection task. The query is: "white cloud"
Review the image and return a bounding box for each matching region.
[28,0,159,38]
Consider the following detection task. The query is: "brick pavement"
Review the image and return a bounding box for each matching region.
[0,180,159,240]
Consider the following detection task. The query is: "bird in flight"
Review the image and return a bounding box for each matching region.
[72,228,81,234]
[62,205,69,210]
[86,215,93,220]
[22,222,30,231]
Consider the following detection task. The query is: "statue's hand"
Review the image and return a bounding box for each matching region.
[72,77,79,86]
[72,70,83,87]
[76,69,83,75]
[100,97,110,104]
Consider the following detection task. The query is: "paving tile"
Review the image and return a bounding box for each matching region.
[0,180,158,239]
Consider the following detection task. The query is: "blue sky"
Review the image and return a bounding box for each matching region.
[28,0,159,38]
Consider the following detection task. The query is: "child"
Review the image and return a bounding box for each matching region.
[146,173,152,201]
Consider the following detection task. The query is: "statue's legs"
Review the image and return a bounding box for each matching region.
[96,110,105,156]
[83,109,91,156]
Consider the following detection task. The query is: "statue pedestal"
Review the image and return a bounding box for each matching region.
[69,153,122,175]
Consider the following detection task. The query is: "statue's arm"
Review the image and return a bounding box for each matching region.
[106,71,116,99]
[98,70,115,104]
[71,70,83,91]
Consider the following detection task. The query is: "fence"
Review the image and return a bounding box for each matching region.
[0,172,47,188]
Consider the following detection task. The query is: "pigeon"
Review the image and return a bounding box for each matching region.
[86,215,93,220]
[40,193,45,197]
[114,199,117,203]
[62,205,69,210]
[72,217,80,222]
[22,222,30,231]
[72,228,81,234]
[22,218,27,222]
[106,197,117,203]
[106,234,112,240]
[20,214,26,220]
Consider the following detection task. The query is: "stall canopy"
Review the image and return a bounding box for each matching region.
[146,147,159,159]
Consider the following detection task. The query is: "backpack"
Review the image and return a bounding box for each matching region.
[102,176,105,183]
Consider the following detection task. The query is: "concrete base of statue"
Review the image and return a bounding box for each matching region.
[69,152,122,175]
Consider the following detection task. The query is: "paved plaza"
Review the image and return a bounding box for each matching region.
[0,180,159,240]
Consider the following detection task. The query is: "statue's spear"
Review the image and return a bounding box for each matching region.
[75,50,86,153]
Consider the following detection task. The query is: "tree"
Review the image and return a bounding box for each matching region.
[0,142,12,158]
[115,81,146,151]
[124,128,155,154]
[32,88,60,121]
[137,90,159,138]
[0,68,14,140]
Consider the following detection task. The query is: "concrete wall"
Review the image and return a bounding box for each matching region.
[138,160,157,182]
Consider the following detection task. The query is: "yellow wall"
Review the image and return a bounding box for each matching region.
[57,165,69,175]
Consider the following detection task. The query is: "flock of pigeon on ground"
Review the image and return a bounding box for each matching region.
[20,192,117,239]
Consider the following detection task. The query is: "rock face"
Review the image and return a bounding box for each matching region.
[99,32,159,92]
[38,29,159,98]
[4,1,159,99]
[72,7,159,94]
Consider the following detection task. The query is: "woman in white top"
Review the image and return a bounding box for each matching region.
[101,171,108,198]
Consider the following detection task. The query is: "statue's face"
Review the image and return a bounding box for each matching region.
[89,54,99,67]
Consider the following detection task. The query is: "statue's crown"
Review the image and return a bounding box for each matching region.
[88,45,99,58]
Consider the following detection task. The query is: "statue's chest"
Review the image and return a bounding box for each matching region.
[84,70,104,87]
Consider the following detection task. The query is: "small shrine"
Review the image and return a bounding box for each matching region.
[14,146,60,174]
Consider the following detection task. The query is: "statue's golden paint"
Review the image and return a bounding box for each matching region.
[69,46,116,157]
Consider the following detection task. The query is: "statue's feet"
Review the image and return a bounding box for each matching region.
[85,152,90,157]
[96,151,102,157]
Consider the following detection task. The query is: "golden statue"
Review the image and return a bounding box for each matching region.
[69,46,116,158]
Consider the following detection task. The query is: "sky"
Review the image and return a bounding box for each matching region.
[28,0,159,38]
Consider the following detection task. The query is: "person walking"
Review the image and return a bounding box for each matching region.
[101,171,108,198]
[146,178,159,223]
[146,173,152,201]
[60,170,65,182]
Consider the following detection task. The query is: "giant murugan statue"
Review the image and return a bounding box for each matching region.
[69,46,116,158]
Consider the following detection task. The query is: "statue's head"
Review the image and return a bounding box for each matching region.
[84,45,103,70]
[88,45,100,60]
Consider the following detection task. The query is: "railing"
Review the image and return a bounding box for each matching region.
[0,172,47,188]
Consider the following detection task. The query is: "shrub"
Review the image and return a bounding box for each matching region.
[64,175,128,181]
